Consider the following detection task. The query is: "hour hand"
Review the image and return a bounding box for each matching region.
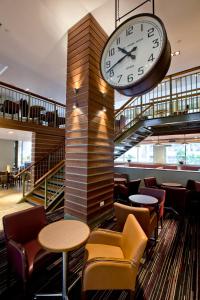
[118,46,136,59]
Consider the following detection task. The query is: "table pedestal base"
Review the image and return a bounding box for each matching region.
[34,252,68,300]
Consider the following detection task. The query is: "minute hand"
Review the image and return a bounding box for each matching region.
[118,46,137,58]
[106,53,136,74]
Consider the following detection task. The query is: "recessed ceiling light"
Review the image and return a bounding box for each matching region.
[26,88,30,91]
[8,131,14,134]
[171,51,180,57]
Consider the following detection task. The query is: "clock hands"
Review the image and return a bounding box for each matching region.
[106,46,137,74]
[118,46,137,59]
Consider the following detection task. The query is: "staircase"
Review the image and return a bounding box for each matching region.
[114,66,200,158]
[25,160,65,212]
[15,144,65,211]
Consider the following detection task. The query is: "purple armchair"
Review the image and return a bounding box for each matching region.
[3,206,52,291]
[139,187,166,228]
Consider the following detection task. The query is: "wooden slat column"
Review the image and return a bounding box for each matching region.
[65,14,114,225]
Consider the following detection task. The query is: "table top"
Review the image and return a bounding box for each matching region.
[129,194,158,205]
[162,182,182,187]
[38,220,90,253]
[114,178,127,183]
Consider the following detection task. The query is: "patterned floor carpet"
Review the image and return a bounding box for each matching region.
[0,211,199,300]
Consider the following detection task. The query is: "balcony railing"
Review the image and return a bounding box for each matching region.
[0,81,65,128]
[115,66,200,136]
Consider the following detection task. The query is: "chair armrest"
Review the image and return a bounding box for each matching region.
[7,239,27,280]
[87,229,122,247]
[82,257,138,291]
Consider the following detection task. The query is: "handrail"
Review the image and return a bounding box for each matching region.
[115,65,200,116]
[14,143,64,179]
[35,160,65,186]
[0,81,65,107]
[115,103,153,140]
[114,66,200,137]
[22,160,65,209]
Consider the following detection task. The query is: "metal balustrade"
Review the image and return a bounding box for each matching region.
[0,81,65,128]
[15,143,65,196]
[115,66,200,137]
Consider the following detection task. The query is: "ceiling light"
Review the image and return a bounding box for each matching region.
[26,88,29,91]
[0,64,8,75]
[8,131,14,134]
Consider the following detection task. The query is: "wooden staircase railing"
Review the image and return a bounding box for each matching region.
[15,143,65,196]
[23,160,65,211]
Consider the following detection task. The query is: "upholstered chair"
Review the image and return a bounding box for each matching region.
[163,186,189,215]
[144,177,159,188]
[82,214,147,299]
[139,187,166,228]
[3,206,53,291]
[116,184,130,204]
[1,100,19,115]
[128,179,141,196]
[114,173,129,185]
[114,202,157,240]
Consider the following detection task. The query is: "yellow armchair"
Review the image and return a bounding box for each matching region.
[82,214,147,298]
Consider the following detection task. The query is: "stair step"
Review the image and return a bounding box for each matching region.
[48,179,64,186]
[26,195,44,205]
[40,183,64,192]
[32,188,53,199]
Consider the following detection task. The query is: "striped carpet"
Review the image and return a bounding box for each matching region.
[0,212,199,300]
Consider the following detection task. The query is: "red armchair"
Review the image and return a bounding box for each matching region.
[128,179,141,195]
[139,187,166,228]
[144,177,159,188]
[3,206,53,291]
[162,186,189,215]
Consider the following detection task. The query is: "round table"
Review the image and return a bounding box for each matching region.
[35,220,90,300]
[129,194,158,206]
[161,182,182,187]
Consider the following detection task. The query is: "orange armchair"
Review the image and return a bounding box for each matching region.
[82,214,147,298]
[114,202,158,240]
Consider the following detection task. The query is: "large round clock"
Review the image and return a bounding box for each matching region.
[100,13,171,97]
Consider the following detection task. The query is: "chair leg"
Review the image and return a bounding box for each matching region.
[81,291,87,300]
[160,217,163,228]
[129,290,135,300]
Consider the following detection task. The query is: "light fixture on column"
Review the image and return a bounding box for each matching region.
[101,91,106,112]
[73,87,79,109]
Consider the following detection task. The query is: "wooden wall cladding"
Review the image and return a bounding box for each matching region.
[65,13,114,225]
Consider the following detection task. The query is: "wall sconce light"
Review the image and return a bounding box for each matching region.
[73,87,79,109]
[74,87,79,95]
[101,91,106,112]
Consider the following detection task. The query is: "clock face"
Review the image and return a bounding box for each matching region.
[100,14,168,91]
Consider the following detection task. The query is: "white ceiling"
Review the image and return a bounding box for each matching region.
[0,0,200,106]
[0,128,32,141]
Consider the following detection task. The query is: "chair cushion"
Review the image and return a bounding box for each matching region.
[86,244,124,261]
[23,239,50,274]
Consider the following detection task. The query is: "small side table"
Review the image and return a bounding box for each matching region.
[34,220,90,300]
[129,194,158,206]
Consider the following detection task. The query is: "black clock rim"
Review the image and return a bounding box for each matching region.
[100,12,169,90]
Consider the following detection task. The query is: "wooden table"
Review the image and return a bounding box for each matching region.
[161,182,182,187]
[129,194,158,206]
[34,220,90,300]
